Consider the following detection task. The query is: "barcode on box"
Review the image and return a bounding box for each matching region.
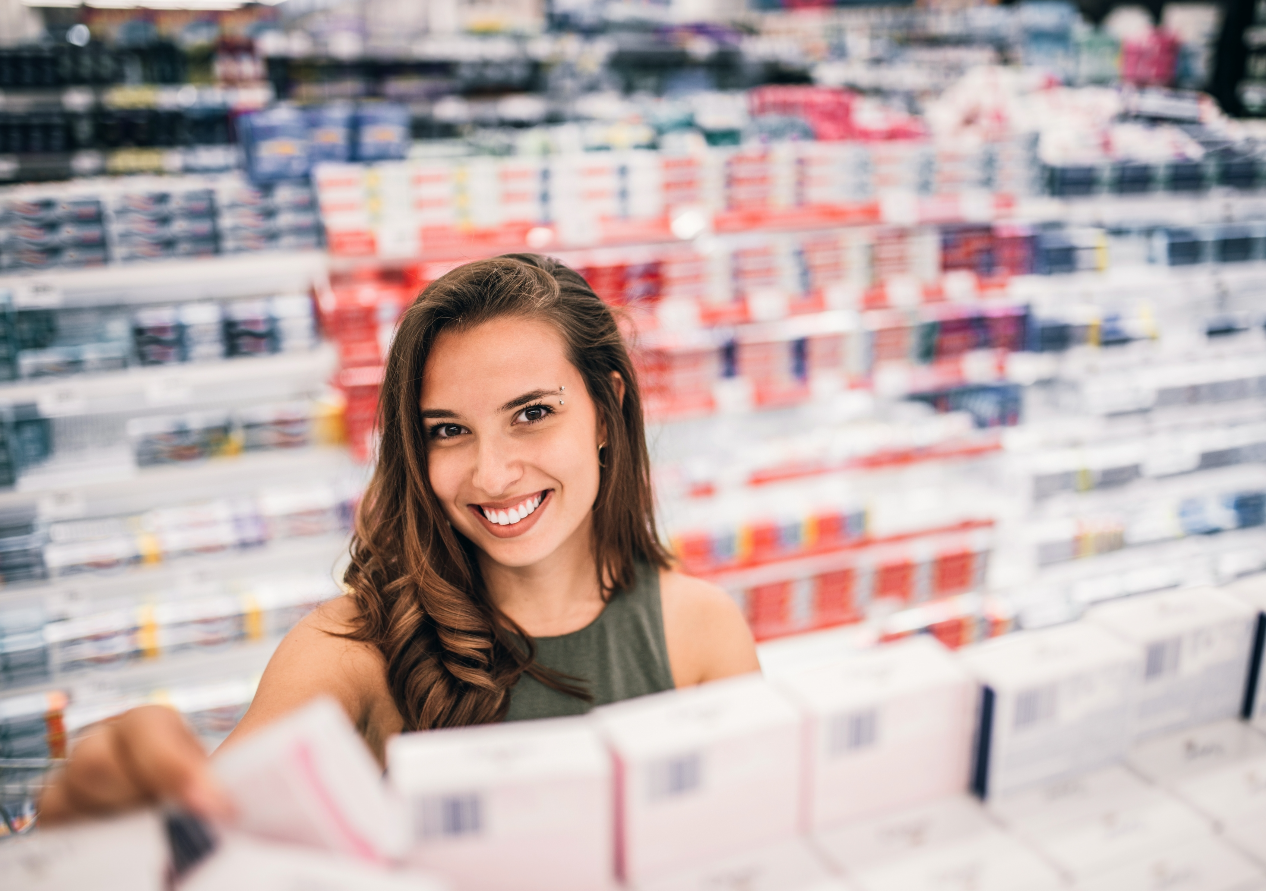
[1145,637,1182,680]
[648,752,702,800]
[415,793,483,839]
[827,708,879,755]
[1014,684,1058,730]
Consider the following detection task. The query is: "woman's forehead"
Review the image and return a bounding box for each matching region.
[421,317,577,406]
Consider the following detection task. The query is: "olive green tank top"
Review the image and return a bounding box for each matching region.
[504,562,675,722]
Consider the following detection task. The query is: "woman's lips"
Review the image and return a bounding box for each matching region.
[468,489,552,539]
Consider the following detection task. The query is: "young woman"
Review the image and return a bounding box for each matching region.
[40,253,759,824]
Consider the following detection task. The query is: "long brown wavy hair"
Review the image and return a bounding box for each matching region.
[342,253,671,730]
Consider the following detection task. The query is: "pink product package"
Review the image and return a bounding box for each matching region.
[595,673,805,884]
[212,696,408,862]
[387,716,617,891]
[775,636,977,831]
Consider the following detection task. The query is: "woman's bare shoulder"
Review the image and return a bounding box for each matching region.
[658,569,760,687]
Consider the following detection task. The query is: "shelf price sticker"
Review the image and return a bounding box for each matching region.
[37,382,87,417]
[13,279,64,309]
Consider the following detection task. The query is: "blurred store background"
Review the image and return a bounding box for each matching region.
[1,0,1265,827]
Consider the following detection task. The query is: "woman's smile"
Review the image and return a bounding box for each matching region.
[469,489,553,538]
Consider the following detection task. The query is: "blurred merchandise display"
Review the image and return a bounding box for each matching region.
[1,1,1266,851]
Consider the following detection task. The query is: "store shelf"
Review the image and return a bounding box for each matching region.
[0,250,327,310]
[0,443,362,518]
[0,530,351,611]
[0,343,337,417]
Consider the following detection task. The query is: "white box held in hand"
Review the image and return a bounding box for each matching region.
[958,622,1143,797]
[387,716,616,891]
[634,838,849,891]
[775,636,976,830]
[595,673,804,883]
[213,696,409,862]
[1086,587,1255,741]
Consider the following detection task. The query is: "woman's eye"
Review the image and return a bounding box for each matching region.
[517,404,553,424]
[431,423,465,440]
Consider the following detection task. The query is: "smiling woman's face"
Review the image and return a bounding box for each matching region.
[420,315,604,569]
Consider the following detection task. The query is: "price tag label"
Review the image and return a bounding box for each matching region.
[38,489,87,521]
[14,279,63,309]
[878,190,919,227]
[145,374,192,406]
[37,382,86,417]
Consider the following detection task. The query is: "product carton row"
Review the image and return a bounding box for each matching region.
[13,580,1266,890]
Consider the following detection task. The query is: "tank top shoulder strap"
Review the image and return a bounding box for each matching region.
[596,560,675,694]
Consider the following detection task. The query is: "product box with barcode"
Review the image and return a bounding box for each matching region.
[1085,587,1255,741]
[957,622,1143,797]
[387,716,615,891]
[595,673,803,883]
[1226,574,1266,730]
[1128,719,1266,789]
[987,765,1213,882]
[775,636,976,830]
[633,838,847,891]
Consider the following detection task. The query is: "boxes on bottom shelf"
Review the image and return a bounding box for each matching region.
[634,838,847,891]
[1071,836,1266,891]
[1127,719,1266,789]
[774,636,976,830]
[1085,587,1256,741]
[988,765,1213,882]
[817,801,1063,891]
[958,622,1143,798]
[387,716,616,891]
[595,673,803,884]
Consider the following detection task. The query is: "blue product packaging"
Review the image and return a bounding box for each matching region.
[239,106,312,184]
[306,104,354,163]
[354,103,411,161]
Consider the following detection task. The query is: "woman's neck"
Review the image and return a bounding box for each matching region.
[477,521,606,638]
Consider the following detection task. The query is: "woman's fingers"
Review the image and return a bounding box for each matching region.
[38,705,233,827]
[114,707,234,821]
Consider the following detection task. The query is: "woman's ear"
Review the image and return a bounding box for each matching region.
[611,371,626,407]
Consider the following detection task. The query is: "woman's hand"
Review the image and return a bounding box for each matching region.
[38,705,234,827]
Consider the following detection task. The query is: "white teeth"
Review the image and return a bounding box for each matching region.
[482,493,545,527]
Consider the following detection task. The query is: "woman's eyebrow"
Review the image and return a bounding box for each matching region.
[499,388,559,413]
[419,408,460,420]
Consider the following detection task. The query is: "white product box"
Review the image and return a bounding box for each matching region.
[387,716,616,891]
[1072,836,1265,891]
[990,765,1213,881]
[213,696,408,862]
[1226,575,1266,730]
[634,838,849,891]
[595,673,803,883]
[1086,588,1256,740]
[775,636,976,829]
[182,833,450,891]
[844,827,1064,891]
[1170,752,1266,829]
[1226,811,1266,867]
[1128,719,1266,787]
[756,625,872,679]
[957,622,1143,797]
[814,795,995,877]
[0,811,167,891]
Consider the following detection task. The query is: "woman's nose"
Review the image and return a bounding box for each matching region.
[471,434,522,496]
